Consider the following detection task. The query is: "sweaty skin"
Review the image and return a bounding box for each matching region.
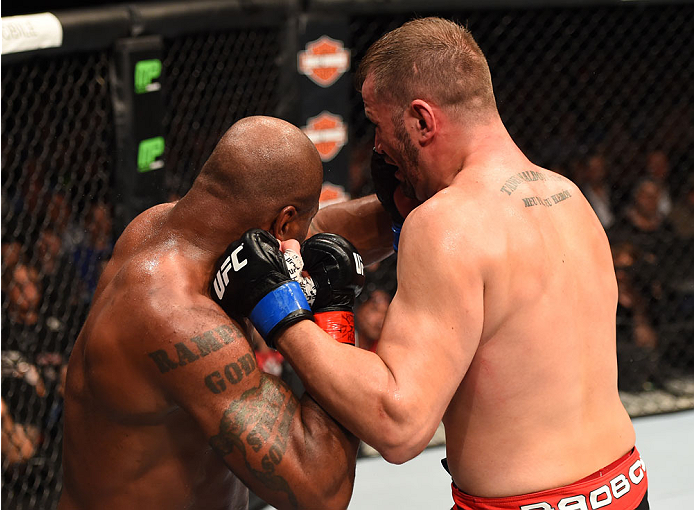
[281,73,635,497]
[59,117,358,510]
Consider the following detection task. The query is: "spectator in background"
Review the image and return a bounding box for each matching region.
[1,350,47,510]
[609,179,678,328]
[1,351,46,461]
[35,227,86,353]
[610,179,674,265]
[1,238,23,294]
[645,150,673,217]
[355,289,391,352]
[4,263,42,330]
[10,160,72,239]
[580,153,615,229]
[662,175,694,337]
[72,201,114,300]
[2,259,48,429]
[670,174,694,241]
[612,242,659,392]
[1,398,38,466]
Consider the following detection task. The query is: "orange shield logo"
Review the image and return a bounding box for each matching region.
[302,111,348,162]
[297,36,351,88]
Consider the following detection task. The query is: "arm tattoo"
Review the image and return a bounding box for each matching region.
[147,324,243,374]
[210,374,299,508]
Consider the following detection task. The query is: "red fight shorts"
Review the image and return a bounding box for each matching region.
[452,448,648,510]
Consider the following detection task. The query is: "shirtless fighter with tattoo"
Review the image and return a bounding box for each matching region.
[216,18,649,510]
[58,117,361,510]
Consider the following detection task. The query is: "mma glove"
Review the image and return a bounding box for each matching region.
[210,228,312,348]
[371,151,405,251]
[301,234,365,345]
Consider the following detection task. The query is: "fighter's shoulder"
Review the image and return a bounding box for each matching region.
[400,190,488,263]
[405,188,485,237]
[109,203,174,259]
[105,244,224,341]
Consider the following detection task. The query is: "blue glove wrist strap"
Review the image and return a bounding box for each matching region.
[392,222,402,252]
[249,281,311,339]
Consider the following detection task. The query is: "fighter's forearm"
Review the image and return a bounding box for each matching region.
[276,321,419,463]
[310,195,393,266]
[213,371,358,510]
[294,393,360,503]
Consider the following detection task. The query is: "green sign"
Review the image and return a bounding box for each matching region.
[134,59,162,94]
[137,136,165,172]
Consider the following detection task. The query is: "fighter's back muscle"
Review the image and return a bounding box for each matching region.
[72,204,197,418]
[428,166,632,495]
[61,205,245,508]
[470,167,616,342]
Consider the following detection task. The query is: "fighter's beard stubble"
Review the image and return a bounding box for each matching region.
[393,114,419,200]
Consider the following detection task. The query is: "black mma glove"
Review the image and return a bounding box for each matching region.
[301,233,365,345]
[371,150,404,251]
[210,228,313,348]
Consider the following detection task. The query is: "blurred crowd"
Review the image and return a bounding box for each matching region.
[574,149,694,392]
[1,134,692,502]
[1,166,114,504]
[349,136,694,395]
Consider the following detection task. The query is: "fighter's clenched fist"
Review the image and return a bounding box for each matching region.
[211,228,312,348]
[301,233,365,345]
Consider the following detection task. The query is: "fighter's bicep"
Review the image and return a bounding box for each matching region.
[144,312,308,506]
[143,313,261,421]
[379,213,484,409]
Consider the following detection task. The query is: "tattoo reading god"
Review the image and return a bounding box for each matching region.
[210,374,299,508]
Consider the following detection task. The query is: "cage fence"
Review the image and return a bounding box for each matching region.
[1,2,693,508]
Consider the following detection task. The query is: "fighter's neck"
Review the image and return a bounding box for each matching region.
[427,122,528,197]
[454,123,530,179]
[165,193,247,266]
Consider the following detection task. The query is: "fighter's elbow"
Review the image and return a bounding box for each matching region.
[367,390,434,464]
[379,438,428,465]
[294,477,353,510]
[372,419,431,465]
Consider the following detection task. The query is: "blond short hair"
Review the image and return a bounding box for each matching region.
[356,17,496,119]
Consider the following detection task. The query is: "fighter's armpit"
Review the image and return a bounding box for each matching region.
[146,324,245,374]
[210,373,299,508]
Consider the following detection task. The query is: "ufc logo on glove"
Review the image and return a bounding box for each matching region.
[212,244,248,300]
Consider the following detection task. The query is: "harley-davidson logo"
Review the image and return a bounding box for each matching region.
[302,111,348,162]
[297,36,351,87]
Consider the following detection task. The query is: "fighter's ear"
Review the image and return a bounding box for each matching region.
[270,205,298,241]
[409,99,436,145]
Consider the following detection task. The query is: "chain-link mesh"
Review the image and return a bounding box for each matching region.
[350,4,694,417]
[1,2,693,507]
[163,27,285,198]
[1,21,288,510]
[1,50,115,510]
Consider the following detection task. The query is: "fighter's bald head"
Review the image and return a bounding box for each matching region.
[195,116,323,225]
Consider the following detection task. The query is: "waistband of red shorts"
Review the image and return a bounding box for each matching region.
[452,447,647,510]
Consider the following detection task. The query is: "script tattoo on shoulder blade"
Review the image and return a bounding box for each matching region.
[499,170,565,196]
[209,374,299,508]
[147,324,242,373]
[521,189,573,208]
